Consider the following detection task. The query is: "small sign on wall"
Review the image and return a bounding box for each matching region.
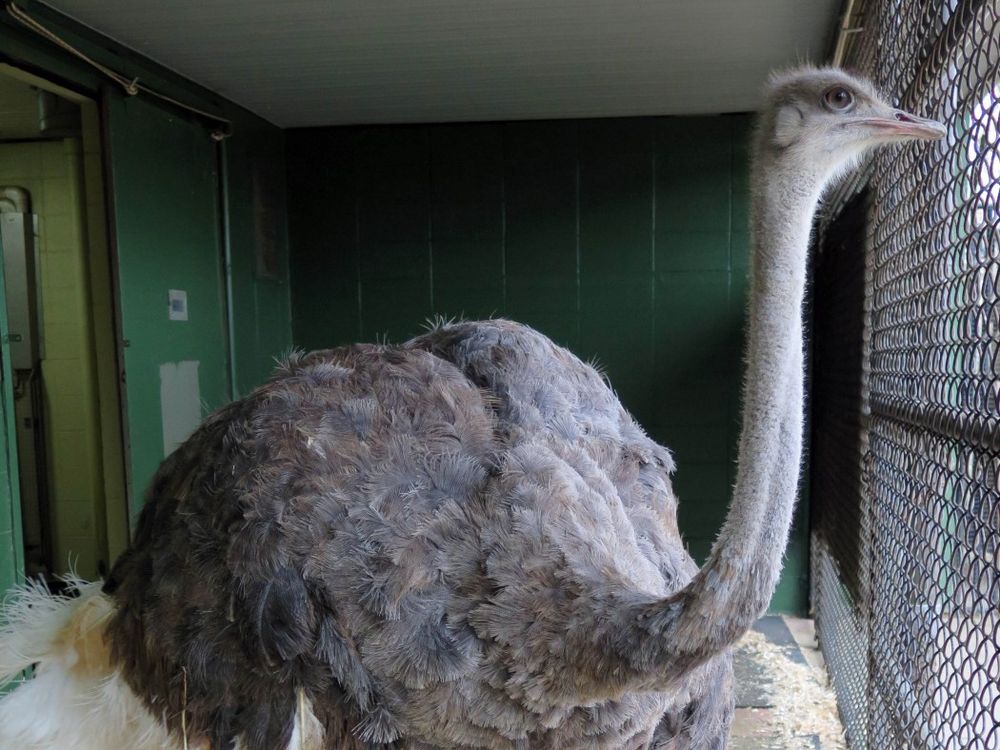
[168,289,188,321]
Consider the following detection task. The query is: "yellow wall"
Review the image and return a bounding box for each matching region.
[0,138,109,577]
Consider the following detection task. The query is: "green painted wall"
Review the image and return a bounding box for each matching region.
[287,117,809,614]
[0,243,24,596]
[223,123,292,396]
[105,97,231,519]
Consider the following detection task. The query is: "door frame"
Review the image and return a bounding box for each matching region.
[0,214,25,591]
[0,62,132,575]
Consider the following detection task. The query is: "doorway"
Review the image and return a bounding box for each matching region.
[0,65,128,586]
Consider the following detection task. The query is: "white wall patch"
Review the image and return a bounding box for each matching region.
[168,289,188,321]
[160,360,201,457]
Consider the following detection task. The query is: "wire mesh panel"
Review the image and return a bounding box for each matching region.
[812,0,1000,747]
[811,190,874,748]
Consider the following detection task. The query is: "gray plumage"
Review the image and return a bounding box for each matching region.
[99,67,946,750]
[105,325,730,749]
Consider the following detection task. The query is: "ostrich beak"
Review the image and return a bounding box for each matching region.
[857,109,947,140]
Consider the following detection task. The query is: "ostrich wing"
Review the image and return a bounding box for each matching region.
[106,343,495,747]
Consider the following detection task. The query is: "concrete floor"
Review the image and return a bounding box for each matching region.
[729,617,845,750]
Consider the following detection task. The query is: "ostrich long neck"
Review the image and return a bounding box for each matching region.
[526,144,838,701]
[661,153,828,659]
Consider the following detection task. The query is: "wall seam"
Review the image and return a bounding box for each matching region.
[574,121,581,345]
[353,129,363,340]
[650,119,657,376]
[426,127,434,315]
[500,125,507,316]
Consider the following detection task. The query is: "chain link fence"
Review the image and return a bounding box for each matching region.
[811,0,999,747]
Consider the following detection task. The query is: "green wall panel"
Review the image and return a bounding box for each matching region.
[286,114,809,614]
[577,119,655,416]
[0,230,26,695]
[431,124,504,321]
[358,128,432,342]
[0,239,24,596]
[107,97,230,518]
[504,122,580,350]
[430,125,504,241]
[287,129,361,351]
[222,117,293,395]
[103,101,291,515]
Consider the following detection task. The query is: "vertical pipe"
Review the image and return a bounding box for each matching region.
[99,86,135,521]
[218,138,237,401]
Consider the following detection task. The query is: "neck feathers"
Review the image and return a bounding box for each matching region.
[654,144,830,658]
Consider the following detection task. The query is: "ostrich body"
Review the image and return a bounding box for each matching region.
[0,68,944,750]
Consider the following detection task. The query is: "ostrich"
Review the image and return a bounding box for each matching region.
[0,67,944,749]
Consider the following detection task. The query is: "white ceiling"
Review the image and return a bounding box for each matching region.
[43,0,842,127]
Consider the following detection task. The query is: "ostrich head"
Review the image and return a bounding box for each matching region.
[759,67,946,180]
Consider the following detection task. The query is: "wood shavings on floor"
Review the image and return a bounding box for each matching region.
[736,629,847,749]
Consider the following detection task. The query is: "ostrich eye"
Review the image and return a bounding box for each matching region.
[823,86,855,112]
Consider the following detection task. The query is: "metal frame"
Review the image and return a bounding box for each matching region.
[812,1,999,747]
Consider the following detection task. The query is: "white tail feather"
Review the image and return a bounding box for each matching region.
[290,688,325,750]
[0,578,326,750]
[0,575,97,680]
[0,579,185,750]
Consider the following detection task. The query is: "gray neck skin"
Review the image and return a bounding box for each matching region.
[658,156,825,657]
[603,146,831,688]
[489,138,839,704]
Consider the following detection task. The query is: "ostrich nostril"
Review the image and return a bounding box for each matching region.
[895,111,913,122]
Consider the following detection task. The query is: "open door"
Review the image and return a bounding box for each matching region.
[0,217,25,595]
[0,215,27,695]
[0,66,129,585]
